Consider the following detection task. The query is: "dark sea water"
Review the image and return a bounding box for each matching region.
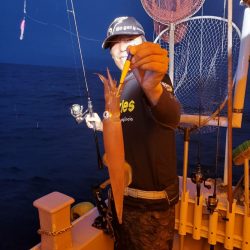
[0,63,249,249]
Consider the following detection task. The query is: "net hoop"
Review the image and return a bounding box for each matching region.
[154,16,241,44]
[155,16,241,132]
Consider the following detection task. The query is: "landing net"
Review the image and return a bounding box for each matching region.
[141,0,205,25]
[156,17,241,131]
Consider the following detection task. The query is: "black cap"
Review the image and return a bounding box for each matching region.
[102,16,145,49]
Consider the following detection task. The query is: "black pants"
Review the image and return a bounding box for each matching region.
[114,205,175,250]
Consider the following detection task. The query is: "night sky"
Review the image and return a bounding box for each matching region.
[0,0,153,70]
[0,0,246,70]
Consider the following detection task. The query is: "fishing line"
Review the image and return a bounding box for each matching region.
[25,14,49,26]
[66,0,89,95]
[214,109,221,181]
[65,0,83,101]
[27,15,101,41]
[196,6,204,168]
[194,4,204,188]
[53,24,101,42]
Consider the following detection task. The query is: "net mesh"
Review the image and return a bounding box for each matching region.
[157,17,241,132]
[154,21,188,43]
[141,0,205,25]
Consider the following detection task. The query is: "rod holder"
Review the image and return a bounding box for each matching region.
[179,191,189,236]
[242,209,250,250]
[192,195,203,240]
[208,209,219,246]
[224,200,236,249]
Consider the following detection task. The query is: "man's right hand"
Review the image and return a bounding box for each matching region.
[85,113,103,131]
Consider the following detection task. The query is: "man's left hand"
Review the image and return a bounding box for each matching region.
[128,42,169,105]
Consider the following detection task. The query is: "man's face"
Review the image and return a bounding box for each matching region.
[110,35,144,70]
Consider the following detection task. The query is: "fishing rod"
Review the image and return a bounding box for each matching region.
[67,0,103,169]
[18,0,103,170]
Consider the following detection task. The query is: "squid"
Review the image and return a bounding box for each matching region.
[97,69,131,224]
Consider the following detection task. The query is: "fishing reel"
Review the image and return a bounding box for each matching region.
[191,163,211,205]
[70,101,104,169]
[206,195,219,214]
[70,104,88,124]
[206,194,229,221]
[191,163,212,189]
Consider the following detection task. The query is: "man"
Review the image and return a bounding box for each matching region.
[86,16,181,250]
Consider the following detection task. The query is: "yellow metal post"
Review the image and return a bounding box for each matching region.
[208,210,219,246]
[192,195,203,240]
[224,200,236,249]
